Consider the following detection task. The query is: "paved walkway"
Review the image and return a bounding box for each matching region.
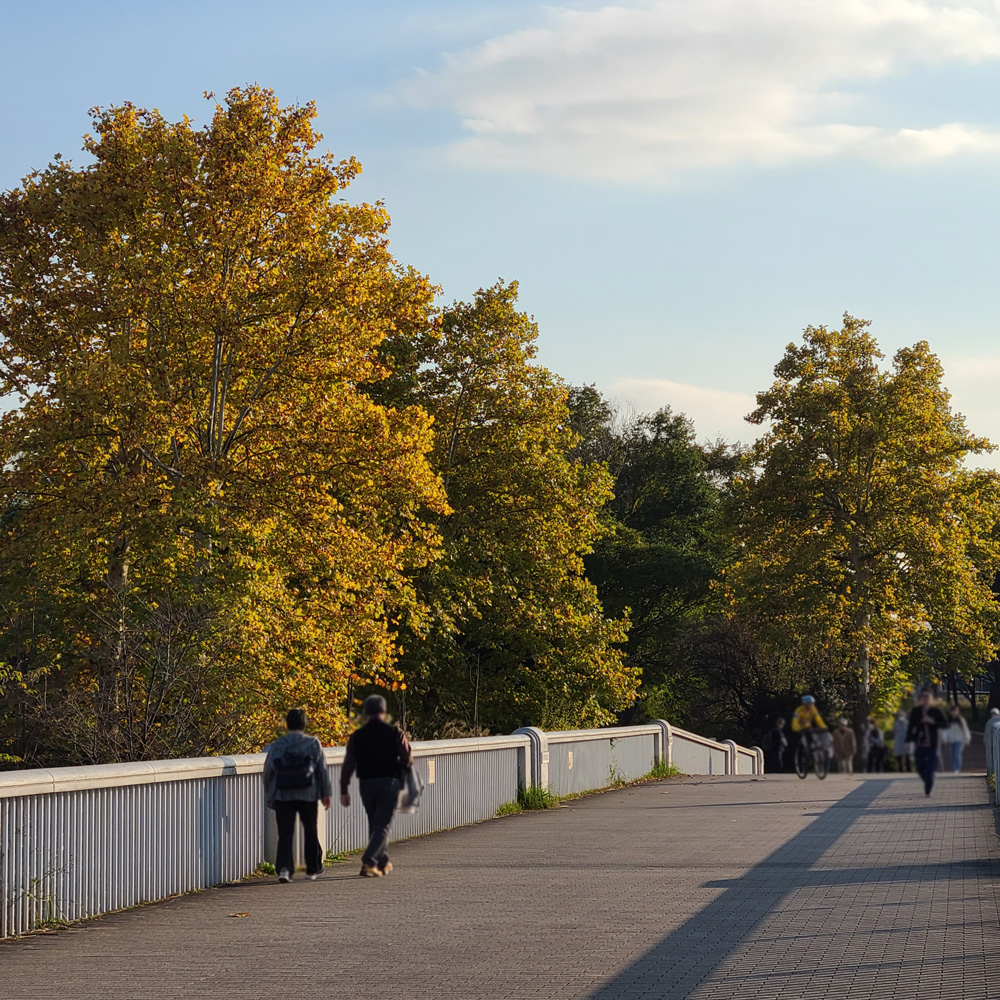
[4,773,999,999]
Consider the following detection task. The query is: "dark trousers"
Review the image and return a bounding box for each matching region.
[274,799,322,876]
[914,746,938,795]
[360,777,399,869]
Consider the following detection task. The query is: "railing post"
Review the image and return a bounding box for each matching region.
[722,740,738,775]
[652,720,673,770]
[513,727,548,790]
[751,746,765,775]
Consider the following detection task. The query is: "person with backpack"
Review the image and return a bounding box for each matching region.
[340,694,413,877]
[263,708,332,883]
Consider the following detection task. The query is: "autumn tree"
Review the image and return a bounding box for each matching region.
[0,87,446,764]
[383,283,637,736]
[727,316,1000,738]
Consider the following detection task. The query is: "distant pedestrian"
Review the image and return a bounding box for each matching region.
[764,718,788,773]
[263,708,333,883]
[944,705,971,773]
[865,718,886,773]
[907,690,948,796]
[892,711,912,772]
[833,718,857,776]
[340,695,413,877]
[985,708,1000,776]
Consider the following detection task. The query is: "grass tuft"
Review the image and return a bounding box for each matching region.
[324,849,357,866]
[645,760,681,780]
[517,785,560,810]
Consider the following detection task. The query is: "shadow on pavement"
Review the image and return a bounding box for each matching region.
[585,780,992,1000]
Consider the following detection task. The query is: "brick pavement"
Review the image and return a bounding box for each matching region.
[3,772,999,999]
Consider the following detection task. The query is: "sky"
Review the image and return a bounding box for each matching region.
[3,0,1000,459]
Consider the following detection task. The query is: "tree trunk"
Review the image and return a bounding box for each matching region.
[988,662,1000,713]
[97,535,129,762]
[852,642,871,772]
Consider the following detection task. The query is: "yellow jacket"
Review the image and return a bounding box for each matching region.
[791,704,826,732]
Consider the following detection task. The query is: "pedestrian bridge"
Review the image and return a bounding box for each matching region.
[3,734,999,998]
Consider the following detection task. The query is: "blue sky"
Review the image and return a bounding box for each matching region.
[4,0,1000,458]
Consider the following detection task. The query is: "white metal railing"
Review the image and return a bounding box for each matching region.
[0,721,761,937]
[988,719,1000,804]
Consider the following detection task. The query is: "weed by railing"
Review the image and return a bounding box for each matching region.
[495,761,682,817]
[645,760,681,780]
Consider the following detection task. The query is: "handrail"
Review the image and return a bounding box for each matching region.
[670,726,729,751]
[0,736,534,799]
[544,724,661,744]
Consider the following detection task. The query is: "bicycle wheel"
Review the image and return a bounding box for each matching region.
[794,743,808,779]
[814,751,829,779]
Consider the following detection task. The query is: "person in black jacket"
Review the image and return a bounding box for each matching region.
[340,695,413,877]
[907,689,948,796]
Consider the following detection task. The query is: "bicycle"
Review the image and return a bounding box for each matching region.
[794,732,829,779]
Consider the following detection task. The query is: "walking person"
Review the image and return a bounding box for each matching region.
[340,695,413,877]
[263,708,333,883]
[985,707,1000,775]
[892,710,912,772]
[765,718,788,773]
[833,717,857,776]
[907,689,948,796]
[944,705,971,773]
[865,718,886,773]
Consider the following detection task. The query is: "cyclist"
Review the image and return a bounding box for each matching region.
[791,695,827,752]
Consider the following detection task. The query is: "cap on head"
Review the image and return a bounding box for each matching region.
[838,717,848,726]
[362,694,387,717]
[286,708,307,731]
[801,695,815,705]
[991,708,1000,718]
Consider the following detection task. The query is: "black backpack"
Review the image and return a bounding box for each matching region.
[273,747,316,790]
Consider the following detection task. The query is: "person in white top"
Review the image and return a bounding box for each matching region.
[944,705,971,774]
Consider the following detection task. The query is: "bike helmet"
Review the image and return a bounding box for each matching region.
[801,695,815,705]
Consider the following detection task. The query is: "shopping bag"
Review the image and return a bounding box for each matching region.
[397,766,425,814]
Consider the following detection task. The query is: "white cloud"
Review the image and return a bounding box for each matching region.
[402,0,1000,180]
[612,360,1000,470]
[611,376,758,443]
[943,354,1000,454]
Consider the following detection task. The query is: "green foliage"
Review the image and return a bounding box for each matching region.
[727,315,1000,722]
[387,283,637,737]
[323,850,355,865]
[580,399,735,723]
[495,800,524,816]
[255,861,277,876]
[517,785,560,810]
[645,760,681,780]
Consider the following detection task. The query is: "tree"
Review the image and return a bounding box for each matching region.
[0,87,446,764]
[389,283,637,736]
[727,315,1000,739]
[584,406,732,723]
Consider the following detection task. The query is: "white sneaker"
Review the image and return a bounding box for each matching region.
[278,869,293,883]
[306,873,319,881]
